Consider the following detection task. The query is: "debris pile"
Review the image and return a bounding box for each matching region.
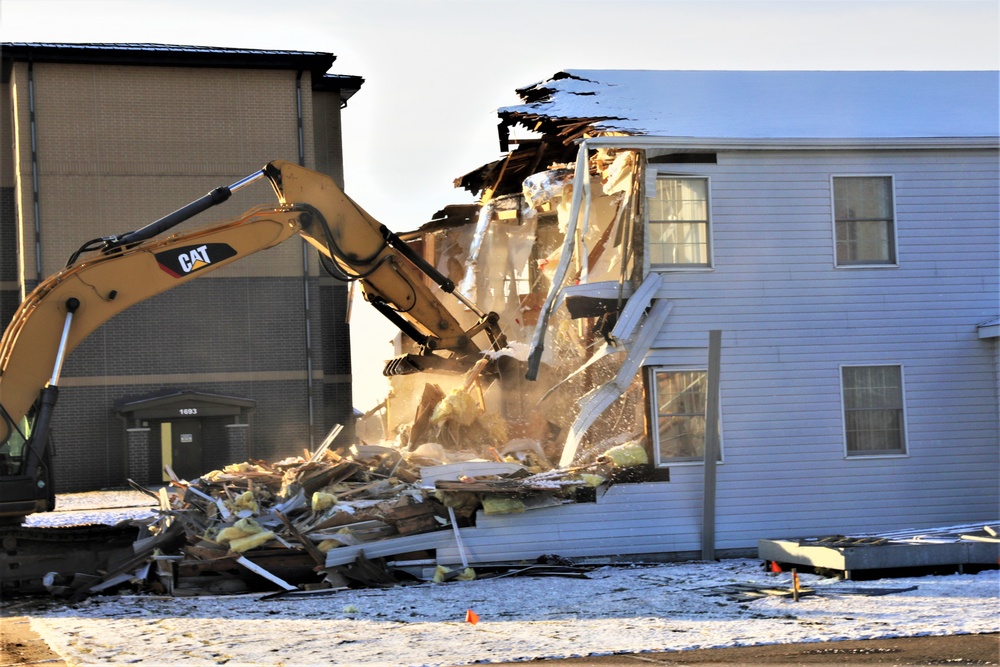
[53,408,649,599]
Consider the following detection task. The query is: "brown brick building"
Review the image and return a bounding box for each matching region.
[1,43,363,490]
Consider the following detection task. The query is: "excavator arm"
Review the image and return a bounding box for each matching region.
[266,161,505,369]
[0,160,504,518]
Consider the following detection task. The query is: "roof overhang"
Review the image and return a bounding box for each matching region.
[315,73,365,105]
[1,43,346,86]
[578,135,1000,151]
[115,390,256,420]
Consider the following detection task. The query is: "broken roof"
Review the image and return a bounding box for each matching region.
[500,70,1000,140]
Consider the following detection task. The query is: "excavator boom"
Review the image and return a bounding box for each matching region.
[0,161,504,519]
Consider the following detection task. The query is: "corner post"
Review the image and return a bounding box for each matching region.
[702,329,722,560]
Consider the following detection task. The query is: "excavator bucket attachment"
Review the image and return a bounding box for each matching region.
[382,353,492,377]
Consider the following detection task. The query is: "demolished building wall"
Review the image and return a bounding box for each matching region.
[380,146,655,479]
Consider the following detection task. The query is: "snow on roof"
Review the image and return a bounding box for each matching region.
[502,70,1000,140]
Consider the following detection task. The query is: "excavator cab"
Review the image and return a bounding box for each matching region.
[0,411,55,520]
[0,416,26,476]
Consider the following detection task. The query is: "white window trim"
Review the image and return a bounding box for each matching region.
[649,366,724,467]
[839,363,910,459]
[646,171,715,272]
[830,174,900,269]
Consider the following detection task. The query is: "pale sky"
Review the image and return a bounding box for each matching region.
[2,0,998,409]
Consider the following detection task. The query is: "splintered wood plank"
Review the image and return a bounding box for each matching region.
[409,383,445,447]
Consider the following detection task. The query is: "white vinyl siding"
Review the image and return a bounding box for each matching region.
[640,148,998,549]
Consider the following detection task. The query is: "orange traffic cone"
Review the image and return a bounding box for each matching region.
[465,609,479,625]
[770,560,782,573]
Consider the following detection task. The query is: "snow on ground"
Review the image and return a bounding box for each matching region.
[23,489,158,528]
[17,491,1000,667]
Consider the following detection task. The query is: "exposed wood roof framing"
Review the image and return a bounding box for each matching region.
[402,204,480,239]
[456,75,629,197]
[456,125,585,197]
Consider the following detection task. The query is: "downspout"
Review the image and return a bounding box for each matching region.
[296,70,316,449]
[28,59,42,288]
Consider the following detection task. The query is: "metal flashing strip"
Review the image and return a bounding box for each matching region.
[608,273,663,342]
[540,274,664,405]
[526,141,590,380]
[559,298,673,467]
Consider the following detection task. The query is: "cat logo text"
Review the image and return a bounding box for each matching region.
[155,243,238,278]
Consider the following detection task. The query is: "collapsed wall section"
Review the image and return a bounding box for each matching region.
[379,148,653,474]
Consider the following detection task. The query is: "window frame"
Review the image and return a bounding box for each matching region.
[647,174,714,270]
[830,174,899,269]
[840,363,909,459]
[649,366,723,467]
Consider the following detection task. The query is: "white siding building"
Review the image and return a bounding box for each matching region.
[436,70,998,563]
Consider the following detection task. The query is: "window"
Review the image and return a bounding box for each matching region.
[652,369,721,464]
[649,177,711,267]
[833,176,896,266]
[842,365,906,456]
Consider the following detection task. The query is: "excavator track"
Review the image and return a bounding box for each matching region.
[0,523,139,596]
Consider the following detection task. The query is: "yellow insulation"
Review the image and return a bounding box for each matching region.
[228,530,275,553]
[430,388,480,426]
[602,440,648,467]
[216,517,263,544]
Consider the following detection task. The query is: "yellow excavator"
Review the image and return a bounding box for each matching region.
[0,160,505,520]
